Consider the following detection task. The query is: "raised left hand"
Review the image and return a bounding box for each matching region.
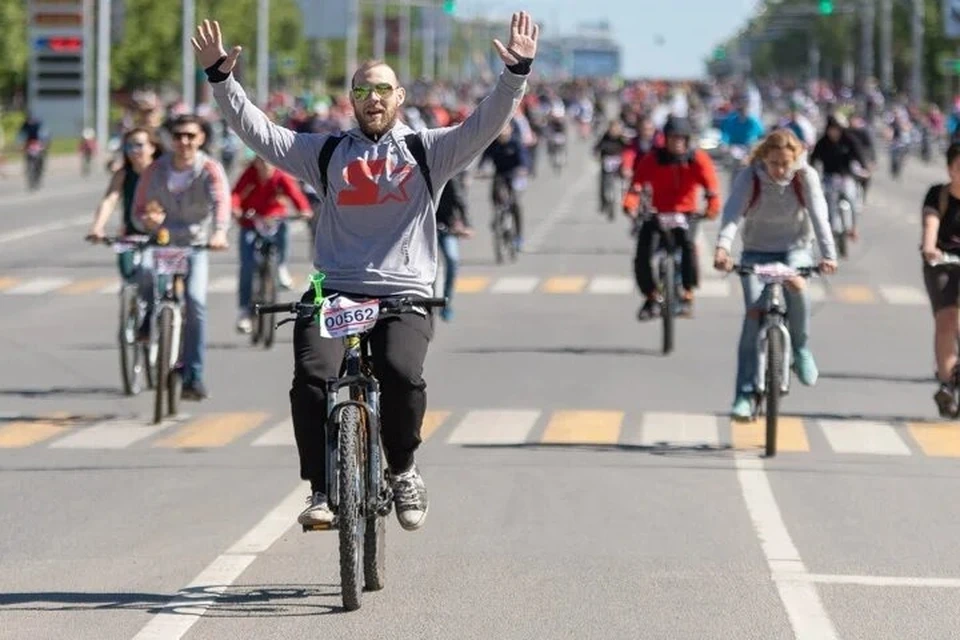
[493,11,539,65]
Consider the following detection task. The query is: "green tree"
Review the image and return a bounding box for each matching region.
[0,0,28,99]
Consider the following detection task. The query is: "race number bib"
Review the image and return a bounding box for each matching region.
[152,247,192,275]
[319,296,380,339]
[658,213,689,231]
[753,262,797,283]
[603,156,622,173]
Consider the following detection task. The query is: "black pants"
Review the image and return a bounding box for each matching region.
[633,218,700,296]
[289,289,434,493]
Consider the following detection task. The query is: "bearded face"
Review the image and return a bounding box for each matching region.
[351,64,405,140]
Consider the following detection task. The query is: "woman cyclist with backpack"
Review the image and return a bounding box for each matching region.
[712,129,837,420]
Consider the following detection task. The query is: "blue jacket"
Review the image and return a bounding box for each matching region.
[720,112,765,146]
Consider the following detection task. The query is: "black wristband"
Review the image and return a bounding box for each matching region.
[506,48,533,76]
[204,56,231,83]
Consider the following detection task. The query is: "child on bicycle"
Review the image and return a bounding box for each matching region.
[712,129,836,421]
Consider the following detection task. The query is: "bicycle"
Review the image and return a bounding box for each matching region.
[87,235,156,396]
[491,173,523,265]
[599,155,622,222]
[256,285,447,611]
[239,211,302,349]
[732,262,822,457]
[823,174,855,259]
[633,211,704,356]
[546,129,567,174]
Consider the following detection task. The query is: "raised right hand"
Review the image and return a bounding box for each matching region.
[191,19,242,74]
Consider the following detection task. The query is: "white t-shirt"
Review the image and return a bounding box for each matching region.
[167,168,193,194]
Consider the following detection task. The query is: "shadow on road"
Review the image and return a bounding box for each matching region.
[818,370,936,385]
[0,583,343,617]
[0,386,121,399]
[66,340,292,353]
[459,442,734,459]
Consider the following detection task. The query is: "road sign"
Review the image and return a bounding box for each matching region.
[939,56,960,75]
[946,0,960,38]
[27,0,89,138]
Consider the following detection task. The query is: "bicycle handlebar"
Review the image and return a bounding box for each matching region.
[731,264,821,276]
[256,296,449,318]
[86,235,214,250]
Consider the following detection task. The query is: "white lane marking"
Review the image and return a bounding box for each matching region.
[587,276,633,295]
[130,482,306,640]
[803,573,960,588]
[638,412,719,447]
[227,483,308,554]
[251,419,295,446]
[207,276,236,293]
[525,168,596,252]
[735,455,839,640]
[818,420,911,455]
[490,276,540,294]
[0,215,88,245]
[98,281,122,295]
[697,280,731,298]
[5,277,72,294]
[878,285,927,305]
[51,419,170,449]
[446,409,540,445]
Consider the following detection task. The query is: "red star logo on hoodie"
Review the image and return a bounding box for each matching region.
[337,157,415,206]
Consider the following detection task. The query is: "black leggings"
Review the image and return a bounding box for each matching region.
[289,288,434,492]
[632,218,700,296]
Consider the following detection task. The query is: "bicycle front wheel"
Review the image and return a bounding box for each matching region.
[119,285,143,396]
[338,405,365,611]
[154,308,173,425]
[262,258,278,349]
[765,327,784,457]
[660,258,675,355]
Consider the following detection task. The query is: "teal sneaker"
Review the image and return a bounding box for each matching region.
[793,347,819,386]
[440,307,453,322]
[731,395,753,421]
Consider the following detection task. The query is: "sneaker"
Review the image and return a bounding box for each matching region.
[440,307,453,322]
[297,491,334,526]
[277,265,293,290]
[236,312,253,334]
[793,347,819,386]
[181,380,209,401]
[934,383,958,418]
[636,296,660,321]
[731,395,753,421]
[389,464,428,531]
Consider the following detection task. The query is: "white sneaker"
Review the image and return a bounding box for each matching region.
[235,312,253,334]
[297,491,334,526]
[277,265,293,290]
[389,464,428,531]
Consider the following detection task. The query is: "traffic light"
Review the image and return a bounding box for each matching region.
[443,0,455,15]
[818,0,834,15]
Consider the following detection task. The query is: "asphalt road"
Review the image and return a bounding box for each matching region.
[2,134,960,640]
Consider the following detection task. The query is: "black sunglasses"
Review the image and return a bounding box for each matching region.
[172,130,199,141]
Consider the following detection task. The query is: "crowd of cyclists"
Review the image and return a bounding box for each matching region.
[0,10,940,528]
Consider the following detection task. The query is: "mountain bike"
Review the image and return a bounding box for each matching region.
[257,290,447,611]
[734,262,821,457]
[634,211,704,355]
[87,235,155,396]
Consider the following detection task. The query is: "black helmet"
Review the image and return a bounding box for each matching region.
[663,116,692,138]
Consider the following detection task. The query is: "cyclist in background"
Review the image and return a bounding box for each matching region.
[713,129,836,420]
[593,119,630,213]
[809,114,869,242]
[479,122,531,253]
[231,154,313,334]
[133,114,232,401]
[623,116,720,320]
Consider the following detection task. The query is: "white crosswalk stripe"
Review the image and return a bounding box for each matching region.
[5,277,71,294]
[251,420,295,446]
[586,276,634,294]
[818,419,912,455]
[446,409,540,445]
[490,276,540,294]
[50,418,171,449]
[635,412,720,448]
[878,285,927,305]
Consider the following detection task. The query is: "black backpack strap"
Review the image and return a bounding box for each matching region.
[404,133,434,200]
[317,134,345,197]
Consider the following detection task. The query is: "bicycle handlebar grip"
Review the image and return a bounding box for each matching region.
[255,302,297,315]
[419,297,448,308]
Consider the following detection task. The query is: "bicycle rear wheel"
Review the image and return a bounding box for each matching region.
[765,327,784,457]
[338,405,365,611]
[262,258,278,349]
[154,307,173,425]
[660,258,675,355]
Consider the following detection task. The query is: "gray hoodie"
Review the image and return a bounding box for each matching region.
[210,71,526,298]
[717,159,837,261]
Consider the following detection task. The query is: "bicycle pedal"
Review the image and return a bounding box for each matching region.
[302,522,335,532]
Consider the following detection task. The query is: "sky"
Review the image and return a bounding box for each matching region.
[455,0,759,78]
